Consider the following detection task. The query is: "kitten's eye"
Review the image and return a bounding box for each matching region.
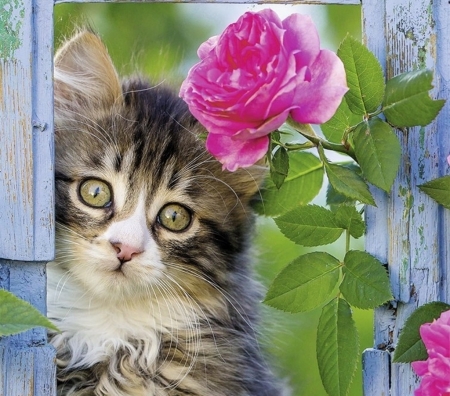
[158,203,192,232]
[79,179,112,208]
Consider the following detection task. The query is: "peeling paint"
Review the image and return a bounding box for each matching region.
[419,127,425,148]
[0,0,24,59]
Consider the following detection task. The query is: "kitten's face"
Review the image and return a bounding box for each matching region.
[53,32,264,302]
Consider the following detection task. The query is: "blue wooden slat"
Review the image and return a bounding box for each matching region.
[363,0,449,395]
[0,0,54,262]
[362,349,390,396]
[435,1,450,304]
[0,0,56,393]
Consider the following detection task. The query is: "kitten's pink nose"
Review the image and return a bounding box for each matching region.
[111,242,142,263]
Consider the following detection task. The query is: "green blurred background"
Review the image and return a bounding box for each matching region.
[54,4,369,395]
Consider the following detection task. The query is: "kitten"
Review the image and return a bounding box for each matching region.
[47,30,284,396]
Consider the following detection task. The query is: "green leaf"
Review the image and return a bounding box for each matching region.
[0,289,59,336]
[321,99,361,143]
[317,298,359,396]
[325,162,376,206]
[326,185,356,208]
[419,175,450,209]
[353,117,401,192]
[337,35,385,115]
[394,301,450,363]
[264,252,341,313]
[326,163,360,208]
[270,146,289,189]
[340,251,392,309]
[254,152,324,217]
[335,206,365,239]
[383,69,445,127]
[274,205,344,247]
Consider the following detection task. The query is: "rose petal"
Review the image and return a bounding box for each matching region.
[233,110,290,140]
[420,321,450,357]
[291,49,348,124]
[257,8,283,28]
[412,360,430,377]
[206,133,269,171]
[282,13,320,68]
[198,36,219,59]
[428,354,450,379]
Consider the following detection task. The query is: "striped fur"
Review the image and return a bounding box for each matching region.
[48,31,284,396]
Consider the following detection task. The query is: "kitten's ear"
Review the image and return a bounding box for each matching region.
[54,30,122,115]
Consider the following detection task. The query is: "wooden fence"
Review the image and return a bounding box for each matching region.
[0,0,448,395]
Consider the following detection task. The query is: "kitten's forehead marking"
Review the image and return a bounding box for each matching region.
[104,149,139,213]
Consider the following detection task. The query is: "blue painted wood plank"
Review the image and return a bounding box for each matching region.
[0,260,56,395]
[435,0,450,304]
[0,0,56,393]
[0,0,54,262]
[362,349,390,396]
[363,0,449,395]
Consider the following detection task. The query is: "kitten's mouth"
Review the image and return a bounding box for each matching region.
[113,260,127,274]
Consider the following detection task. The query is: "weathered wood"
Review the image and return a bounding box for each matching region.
[0,0,56,393]
[363,0,449,395]
[0,261,57,395]
[362,349,390,396]
[0,0,54,262]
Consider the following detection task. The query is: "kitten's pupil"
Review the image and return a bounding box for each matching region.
[158,203,191,232]
[79,179,112,208]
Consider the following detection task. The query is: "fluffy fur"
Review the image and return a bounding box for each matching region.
[48,31,283,396]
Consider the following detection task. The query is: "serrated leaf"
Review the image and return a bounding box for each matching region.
[326,184,357,208]
[326,164,360,208]
[321,99,361,143]
[340,251,392,309]
[270,146,289,189]
[337,35,385,115]
[394,301,450,363]
[274,205,344,247]
[383,69,445,127]
[264,252,341,313]
[0,289,59,336]
[335,206,365,239]
[353,117,401,192]
[325,162,376,206]
[254,152,324,217]
[419,175,450,209]
[317,298,359,396]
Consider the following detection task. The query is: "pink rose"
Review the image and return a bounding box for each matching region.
[412,310,450,396]
[179,9,348,171]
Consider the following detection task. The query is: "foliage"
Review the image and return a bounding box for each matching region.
[0,289,58,337]
[419,175,450,209]
[260,35,443,395]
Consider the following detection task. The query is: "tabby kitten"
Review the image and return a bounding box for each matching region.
[47,31,283,396]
